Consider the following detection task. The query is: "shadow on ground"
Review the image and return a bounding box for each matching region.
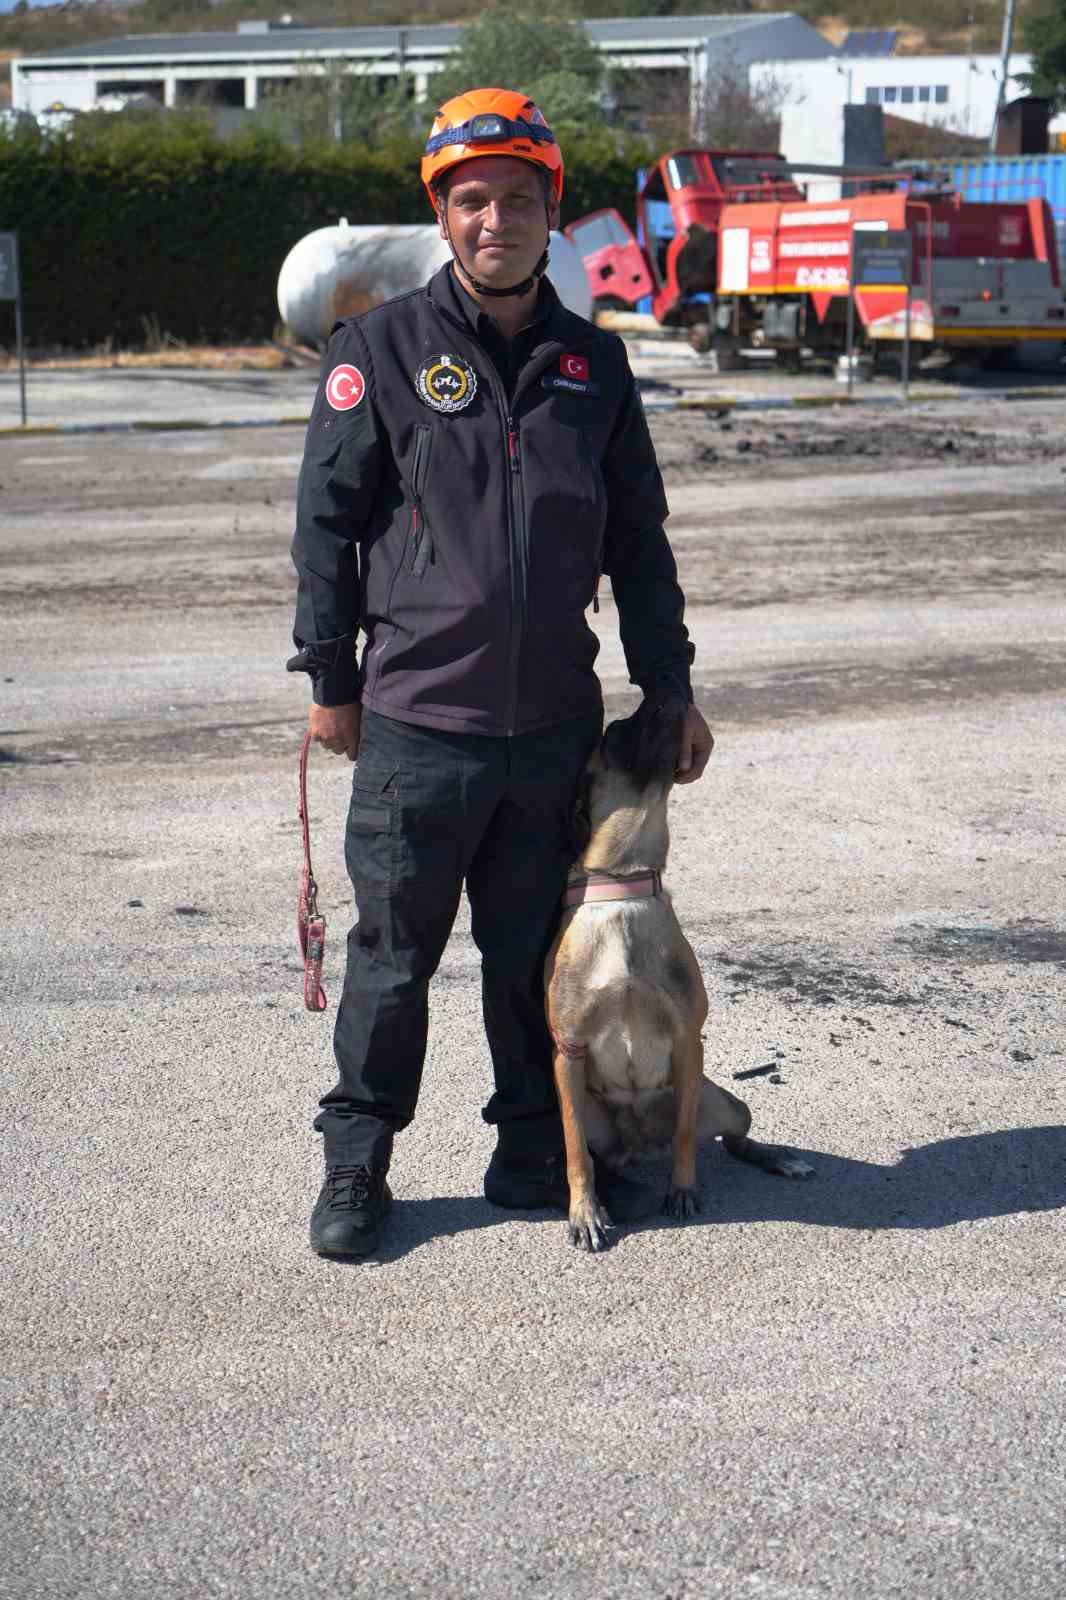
[326,1125,1066,1263]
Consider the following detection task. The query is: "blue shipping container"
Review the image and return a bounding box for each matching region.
[947,153,1066,264]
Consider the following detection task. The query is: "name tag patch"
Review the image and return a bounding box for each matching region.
[542,373,600,396]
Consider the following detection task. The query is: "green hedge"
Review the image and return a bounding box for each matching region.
[0,115,650,348]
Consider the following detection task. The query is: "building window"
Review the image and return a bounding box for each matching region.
[883,86,898,103]
[175,77,246,107]
[98,79,165,104]
[919,85,931,103]
[901,86,914,103]
[935,85,948,103]
[865,86,880,104]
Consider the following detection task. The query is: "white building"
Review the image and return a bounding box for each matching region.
[11,13,835,117]
[759,51,1062,178]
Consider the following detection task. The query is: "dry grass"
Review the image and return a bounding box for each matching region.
[0,343,315,371]
[812,6,1005,53]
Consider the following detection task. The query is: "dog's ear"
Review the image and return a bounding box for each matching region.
[569,771,593,856]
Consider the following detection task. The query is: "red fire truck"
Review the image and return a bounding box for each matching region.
[565,148,799,334]
[565,148,1066,366]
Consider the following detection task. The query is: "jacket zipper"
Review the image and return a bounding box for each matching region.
[505,414,524,734]
[580,431,605,614]
[500,347,568,731]
[409,423,433,579]
[421,308,566,734]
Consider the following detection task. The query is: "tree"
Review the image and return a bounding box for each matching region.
[142,0,211,24]
[429,4,605,132]
[256,61,416,150]
[614,52,787,151]
[696,58,789,149]
[1020,0,1066,110]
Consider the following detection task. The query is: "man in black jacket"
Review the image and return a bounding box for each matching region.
[289,87,713,1258]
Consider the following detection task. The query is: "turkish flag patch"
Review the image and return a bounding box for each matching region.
[560,353,589,383]
[325,364,365,411]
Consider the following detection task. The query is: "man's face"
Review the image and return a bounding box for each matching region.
[439,156,559,289]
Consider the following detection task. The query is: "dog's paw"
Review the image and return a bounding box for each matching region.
[663,1184,702,1220]
[723,1134,815,1180]
[567,1197,613,1252]
[766,1145,815,1179]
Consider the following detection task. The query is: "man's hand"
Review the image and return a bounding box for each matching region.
[309,702,361,761]
[675,703,714,785]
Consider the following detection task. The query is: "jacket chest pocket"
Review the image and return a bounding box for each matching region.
[407,424,434,580]
[520,421,608,603]
[578,429,607,533]
[522,420,605,536]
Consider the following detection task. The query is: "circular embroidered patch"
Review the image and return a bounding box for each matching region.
[415,353,477,414]
[325,364,365,411]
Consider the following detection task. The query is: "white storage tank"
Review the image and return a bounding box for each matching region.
[278,221,591,345]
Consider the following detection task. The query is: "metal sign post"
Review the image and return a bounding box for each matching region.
[0,232,27,426]
[846,251,856,400]
[852,227,913,404]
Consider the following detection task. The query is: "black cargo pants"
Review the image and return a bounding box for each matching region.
[314,707,603,1166]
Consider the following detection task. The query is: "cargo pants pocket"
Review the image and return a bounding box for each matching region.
[345,765,400,898]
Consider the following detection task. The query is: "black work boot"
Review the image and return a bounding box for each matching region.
[484,1148,659,1224]
[310,1161,392,1259]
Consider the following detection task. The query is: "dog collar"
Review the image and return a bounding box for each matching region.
[562,869,662,909]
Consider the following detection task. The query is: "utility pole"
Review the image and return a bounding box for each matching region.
[965,9,975,135]
[989,0,1017,153]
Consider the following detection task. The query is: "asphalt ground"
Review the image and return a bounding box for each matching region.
[2,345,1065,432]
[1,380,1065,1599]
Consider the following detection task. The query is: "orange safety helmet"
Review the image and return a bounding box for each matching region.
[421,87,564,210]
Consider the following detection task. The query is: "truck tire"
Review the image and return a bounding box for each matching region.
[979,344,1021,372]
[711,337,745,372]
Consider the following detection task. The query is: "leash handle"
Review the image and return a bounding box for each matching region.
[297,731,327,1012]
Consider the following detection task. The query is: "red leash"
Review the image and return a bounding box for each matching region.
[297,731,327,1012]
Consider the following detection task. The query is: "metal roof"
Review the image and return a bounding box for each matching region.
[21,25,458,62]
[19,13,820,64]
[591,14,804,43]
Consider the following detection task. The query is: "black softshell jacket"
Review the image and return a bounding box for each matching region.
[290,263,694,735]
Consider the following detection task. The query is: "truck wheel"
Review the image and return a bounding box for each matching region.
[712,340,745,372]
[980,344,1019,372]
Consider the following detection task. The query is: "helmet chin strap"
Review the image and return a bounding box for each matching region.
[439,198,551,299]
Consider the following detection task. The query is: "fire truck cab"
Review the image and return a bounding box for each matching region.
[565,148,800,331]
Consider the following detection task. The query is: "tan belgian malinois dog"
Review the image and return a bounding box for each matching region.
[545,694,814,1251]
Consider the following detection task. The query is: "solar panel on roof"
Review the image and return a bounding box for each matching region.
[841,29,898,56]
